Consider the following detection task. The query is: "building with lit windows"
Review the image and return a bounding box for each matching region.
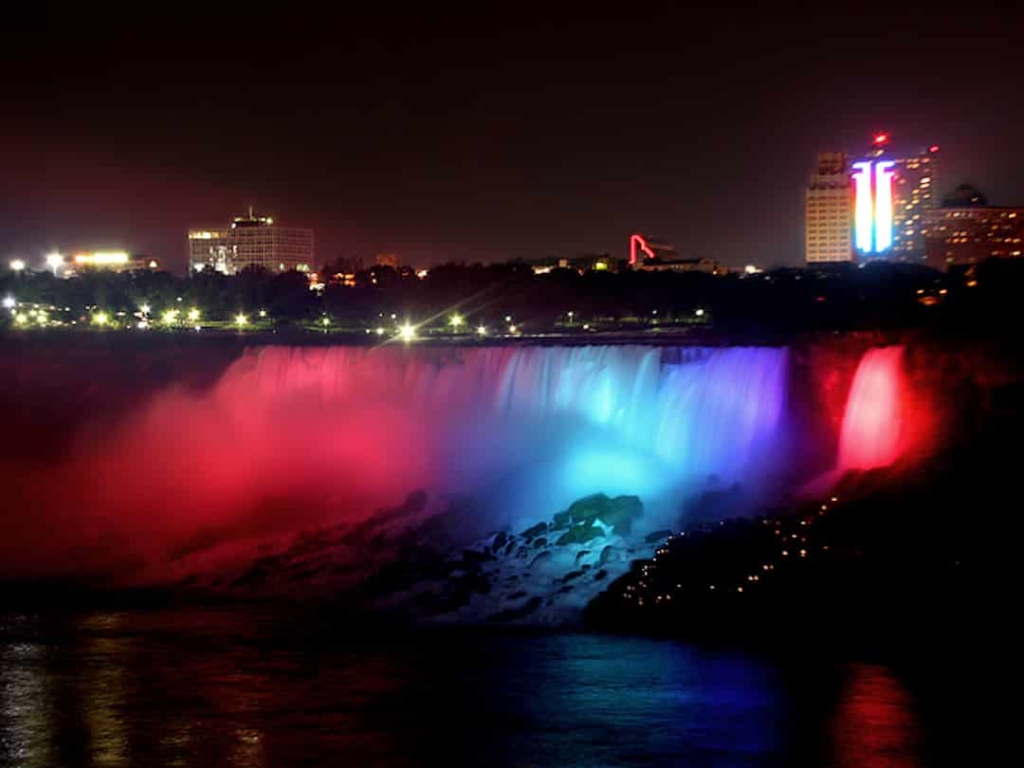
[188,210,314,274]
[805,152,854,263]
[892,145,939,259]
[68,252,160,275]
[923,186,1024,269]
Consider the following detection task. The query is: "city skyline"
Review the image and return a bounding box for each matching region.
[3,6,1023,272]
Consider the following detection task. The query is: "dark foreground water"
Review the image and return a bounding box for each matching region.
[0,605,982,767]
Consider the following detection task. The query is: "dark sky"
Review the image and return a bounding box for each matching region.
[2,4,1022,271]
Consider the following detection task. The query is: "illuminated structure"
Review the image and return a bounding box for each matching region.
[923,185,1023,269]
[892,145,939,258]
[628,234,676,266]
[189,209,314,274]
[71,252,159,273]
[375,253,399,269]
[806,136,939,263]
[805,152,854,263]
[851,158,896,255]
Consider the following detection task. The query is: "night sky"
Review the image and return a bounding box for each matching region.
[2,4,1022,271]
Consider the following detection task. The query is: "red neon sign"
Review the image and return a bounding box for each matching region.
[629,234,656,266]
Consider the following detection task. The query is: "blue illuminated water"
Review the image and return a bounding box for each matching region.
[219,345,792,533]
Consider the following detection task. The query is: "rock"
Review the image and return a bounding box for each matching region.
[529,550,553,568]
[521,522,548,539]
[561,569,584,583]
[575,550,591,563]
[593,569,608,580]
[516,546,530,559]
[552,510,572,530]
[645,529,673,544]
[599,495,643,535]
[493,531,508,551]
[487,596,542,623]
[508,590,527,600]
[532,537,547,548]
[556,523,604,546]
[599,545,622,565]
[580,564,591,571]
[461,549,495,566]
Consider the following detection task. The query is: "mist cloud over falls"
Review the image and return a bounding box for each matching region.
[0,344,909,584]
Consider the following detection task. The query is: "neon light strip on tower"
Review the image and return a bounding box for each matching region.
[851,162,874,253]
[850,160,895,254]
[873,161,895,252]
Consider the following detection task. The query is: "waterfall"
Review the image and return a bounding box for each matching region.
[837,346,906,472]
[211,344,792,531]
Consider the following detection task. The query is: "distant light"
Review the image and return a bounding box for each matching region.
[193,263,206,272]
[582,323,590,330]
[235,313,248,327]
[321,317,331,326]
[398,322,416,342]
[162,309,179,325]
[874,133,889,145]
[476,324,487,336]
[929,145,940,153]
[46,253,63,273]
[92,311,109,326]
[449,313,464,328]
[695,308,705,317]
[137,320,149,330]
[375,327,386,336]
[139,304,151,315]
[10,259,25,272]
[75,251,128,266]
[14,312,28,325]
[416,269,429,279]
[148,260,158,269]
[2,296,15,309]
[508,324,518,334]
[258,309,267,318]
[504,315,512,323]
[187,308,200,322]
[744,264,761,274]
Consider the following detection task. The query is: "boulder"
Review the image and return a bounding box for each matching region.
[600,495,643,535]
[644,529,673,544]
[521,522,548,539]
[555,523,604,546]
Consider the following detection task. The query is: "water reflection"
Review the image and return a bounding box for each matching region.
[0,607,939,767]
[831,663,922,768]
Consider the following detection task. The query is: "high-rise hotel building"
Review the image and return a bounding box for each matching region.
[188,210,314,275]
[892,146,939,258]
[805,137,939,264]
[805,152,854,263]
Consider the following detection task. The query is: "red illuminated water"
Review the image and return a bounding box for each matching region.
[837,347,905,472]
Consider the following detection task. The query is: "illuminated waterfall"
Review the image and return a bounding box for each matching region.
[837,346,906,472]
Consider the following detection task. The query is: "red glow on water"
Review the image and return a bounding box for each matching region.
[838,347,904,471]
[831,664,922,768]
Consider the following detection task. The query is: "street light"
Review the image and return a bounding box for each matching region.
[476,324,487,336]
[235,313,248,327]
[2,296,15,310]
[695,308,705,317]
[46,253,63,276]
[10,259,25,273]
[92,311,109,327]
[398,322,416,342]
[449,313,464,330]
[187,308,201,323]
